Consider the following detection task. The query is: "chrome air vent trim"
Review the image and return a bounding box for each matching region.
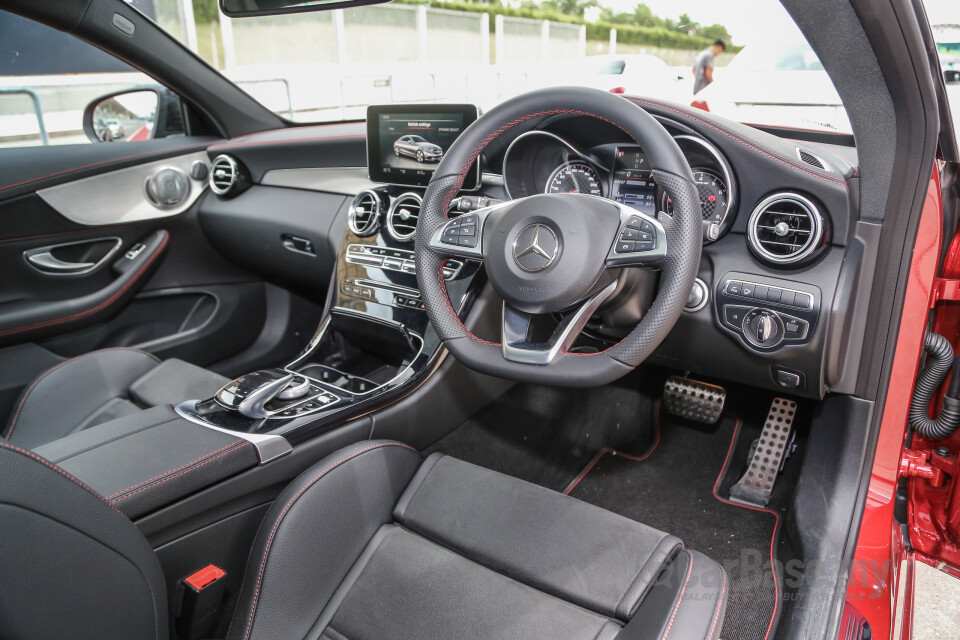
[209,155,239,196]
[386,193,422,242]
[348,190,382,237]
[747,193,824,265]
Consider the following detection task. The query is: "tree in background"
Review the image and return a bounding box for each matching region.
[523,0,600,18]
[599,3,730,42]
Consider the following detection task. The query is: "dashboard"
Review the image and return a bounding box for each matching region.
[196,99,867,400]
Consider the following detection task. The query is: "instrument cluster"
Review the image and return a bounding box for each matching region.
[501,128,738,242]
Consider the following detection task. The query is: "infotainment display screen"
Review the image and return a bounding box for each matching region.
[366,104,480,189]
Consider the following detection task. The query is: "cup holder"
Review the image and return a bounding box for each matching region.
[298,364,379,395]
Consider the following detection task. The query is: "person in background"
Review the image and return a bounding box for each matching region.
[693,39,726,94]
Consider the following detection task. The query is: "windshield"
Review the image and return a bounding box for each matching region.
[190,0,852,132]
[1,0,864,137]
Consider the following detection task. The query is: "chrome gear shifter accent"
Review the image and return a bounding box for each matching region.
[216,370,295,419]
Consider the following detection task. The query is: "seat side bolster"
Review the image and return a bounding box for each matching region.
[615,550,728,640]
[4,347,160,448]
[227,441,423,640]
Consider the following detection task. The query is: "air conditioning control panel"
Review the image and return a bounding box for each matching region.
[715,272,821,353]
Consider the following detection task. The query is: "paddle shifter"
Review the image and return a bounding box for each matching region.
[215,369,315,419]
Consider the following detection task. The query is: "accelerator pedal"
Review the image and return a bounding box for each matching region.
[662,376,726,424]
[729,397,797,508]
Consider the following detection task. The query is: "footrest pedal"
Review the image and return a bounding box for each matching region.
[729,397,797,508]
[662,376,726,424]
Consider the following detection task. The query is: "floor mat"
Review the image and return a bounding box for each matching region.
[567,411,781,640]
[424,374,660,492]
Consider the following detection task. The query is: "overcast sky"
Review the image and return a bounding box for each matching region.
[598,0,960,46]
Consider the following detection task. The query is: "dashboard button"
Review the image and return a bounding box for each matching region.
[616,241,636,254]
[774,368,802,389]
[626,216,643,228]
[635,240,655,251]
[723,305,747,329]
[740,282,755,297]
[457,235,478,248]
[778,290,796,306]
[401,260,416,273]
[459,225,476,236]
[620,227,640,240]
[794,292,812,308]
[441,229,460,244]
[640,220,656,234]
[766,288,782,303]
[382,257,403,270]
[753,284,768,300]
[725,281,741,295]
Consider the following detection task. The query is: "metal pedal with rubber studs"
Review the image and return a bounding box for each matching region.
[662,376,726,424]
[729,397,797,508]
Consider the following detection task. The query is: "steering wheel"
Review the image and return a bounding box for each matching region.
[415,87,702,386]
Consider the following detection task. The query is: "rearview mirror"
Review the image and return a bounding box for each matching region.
[83,87,183,144]
[220,0,390,18]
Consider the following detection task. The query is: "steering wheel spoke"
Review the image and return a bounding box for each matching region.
[605,204,669,268]
[502,280,618,364]
[428,201,507,261]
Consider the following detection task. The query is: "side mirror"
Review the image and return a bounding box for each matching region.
[82,87,184,143]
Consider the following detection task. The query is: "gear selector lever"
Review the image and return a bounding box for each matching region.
[216,369,295,419]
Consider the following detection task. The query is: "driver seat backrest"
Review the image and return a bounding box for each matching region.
[0,441,167,640]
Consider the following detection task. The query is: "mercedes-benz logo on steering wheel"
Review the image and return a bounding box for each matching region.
[513,223,560,272]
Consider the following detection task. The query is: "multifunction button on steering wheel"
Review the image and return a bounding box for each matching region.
[415,87,703,387]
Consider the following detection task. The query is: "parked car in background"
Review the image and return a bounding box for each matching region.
[567,54,690,102]
[690,39,851,133]
[393,135,443,162]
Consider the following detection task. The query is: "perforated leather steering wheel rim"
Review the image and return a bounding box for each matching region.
[415,87,702,387]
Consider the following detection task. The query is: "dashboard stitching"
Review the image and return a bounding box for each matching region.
[209,133,366,152]
[628,97,850,192]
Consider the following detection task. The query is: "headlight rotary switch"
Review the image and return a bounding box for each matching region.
[742,308,785,348]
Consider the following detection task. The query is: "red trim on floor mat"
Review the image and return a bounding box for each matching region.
[563,400,663,495]
[714,413,781,640]
[563,406,782,640]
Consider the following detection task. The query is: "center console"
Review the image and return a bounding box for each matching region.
[176,103,491,455]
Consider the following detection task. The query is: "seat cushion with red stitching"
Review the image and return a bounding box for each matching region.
[227,442,727,640]
[0,441,167,640]
[3,348,227,450]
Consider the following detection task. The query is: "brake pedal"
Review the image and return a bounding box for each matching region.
[729,397,797,508]
[662,376,726,424]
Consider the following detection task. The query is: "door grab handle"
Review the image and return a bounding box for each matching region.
[23,237,122,276]
[26,251,96,272]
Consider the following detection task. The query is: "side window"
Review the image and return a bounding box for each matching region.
[0,10,184,148]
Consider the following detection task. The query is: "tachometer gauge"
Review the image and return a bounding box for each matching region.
[546,163,603,196]
[659,169,729,224]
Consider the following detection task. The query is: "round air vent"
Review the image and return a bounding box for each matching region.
[386,193,422,242]
[747,193,824,265]
[348,190,382,237]
[209,155,241,197]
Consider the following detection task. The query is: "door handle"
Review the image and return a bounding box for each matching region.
[23,237,122,276]
[25,251,96,273]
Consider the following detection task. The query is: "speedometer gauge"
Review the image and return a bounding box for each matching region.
[546,163,603,196]
[660,169,729,224]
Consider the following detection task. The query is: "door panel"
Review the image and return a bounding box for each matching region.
[0,142,270,369]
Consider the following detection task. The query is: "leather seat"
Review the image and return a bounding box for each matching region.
[3,347,228,449]
[0,439,728,640]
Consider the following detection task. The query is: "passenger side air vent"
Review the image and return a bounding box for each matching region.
[348,190,382,237]
[797,148,827,171]
[386,193,422,242]
[209,154,247,198]
[747,193,825,265]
